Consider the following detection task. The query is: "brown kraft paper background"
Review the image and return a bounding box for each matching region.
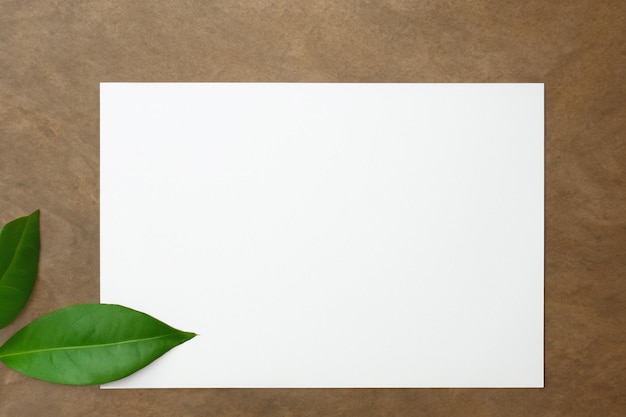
[0,1,624,416]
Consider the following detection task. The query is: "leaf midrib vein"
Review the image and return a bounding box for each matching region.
[0,333,182,359]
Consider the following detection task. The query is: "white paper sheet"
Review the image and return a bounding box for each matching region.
[100,83,543,388]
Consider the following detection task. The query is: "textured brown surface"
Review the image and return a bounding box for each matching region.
[0,0,624,415]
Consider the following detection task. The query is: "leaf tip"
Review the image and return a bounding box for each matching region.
[26,209,40,221]
[183,331,197,340]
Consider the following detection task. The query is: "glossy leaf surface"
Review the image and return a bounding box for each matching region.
[0,304,195,385]
[0,210,40,328]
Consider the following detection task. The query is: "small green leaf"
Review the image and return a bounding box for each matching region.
[0,304,196,385]
[0,210,40,328]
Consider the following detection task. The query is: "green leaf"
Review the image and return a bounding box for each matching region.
[0,210,40,328]
[0,304,196,385]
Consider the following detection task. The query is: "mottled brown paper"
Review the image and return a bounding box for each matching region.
[0,1,624,416]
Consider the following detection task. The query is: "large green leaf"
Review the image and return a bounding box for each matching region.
[0,210,40,328]
[0,304,196,385]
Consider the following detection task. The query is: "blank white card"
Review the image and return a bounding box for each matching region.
[100,83,543,388]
